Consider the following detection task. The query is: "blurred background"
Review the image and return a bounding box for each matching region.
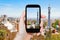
[0,0,60,40]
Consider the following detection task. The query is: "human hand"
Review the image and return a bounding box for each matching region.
[14,11,45,40]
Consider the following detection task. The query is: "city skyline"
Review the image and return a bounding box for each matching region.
[27,8,39,19]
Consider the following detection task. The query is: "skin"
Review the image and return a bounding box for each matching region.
[14,11,44,40]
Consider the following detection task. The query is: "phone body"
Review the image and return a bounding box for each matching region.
[25,4,41,33]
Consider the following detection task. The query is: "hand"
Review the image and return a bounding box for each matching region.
[14,11,44,40]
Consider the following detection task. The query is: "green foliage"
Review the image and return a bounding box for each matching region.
[43,22,47,28]
[51,34,60,40]
[45,28,52,40]
[52,20,59,28]
[27,20,36,25]
[0,29,7,40]
[45,33,60,40]
[27,20,30,25]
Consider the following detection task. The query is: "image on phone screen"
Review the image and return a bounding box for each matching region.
[27,8,40,29]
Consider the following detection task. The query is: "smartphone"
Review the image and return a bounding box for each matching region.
[25,4,41,33]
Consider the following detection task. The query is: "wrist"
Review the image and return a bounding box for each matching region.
[24,34,33,40]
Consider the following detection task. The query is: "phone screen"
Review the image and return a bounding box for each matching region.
[27,8,40,29]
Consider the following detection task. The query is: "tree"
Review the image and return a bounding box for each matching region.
[52,20,59,28]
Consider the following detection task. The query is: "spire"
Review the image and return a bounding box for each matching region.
[37,11,38,24]
[48,5,51,28]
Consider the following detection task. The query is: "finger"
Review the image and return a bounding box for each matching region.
[36,20,43,36]
[20,11,25,21]
[40,15,46,29]
[20,11,26,24]
[38,15,45,35]
[19,11,26,32]
[41,14,46,18]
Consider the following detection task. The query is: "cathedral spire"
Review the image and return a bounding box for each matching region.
[48,5,51,28]
[37,11,38,24]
